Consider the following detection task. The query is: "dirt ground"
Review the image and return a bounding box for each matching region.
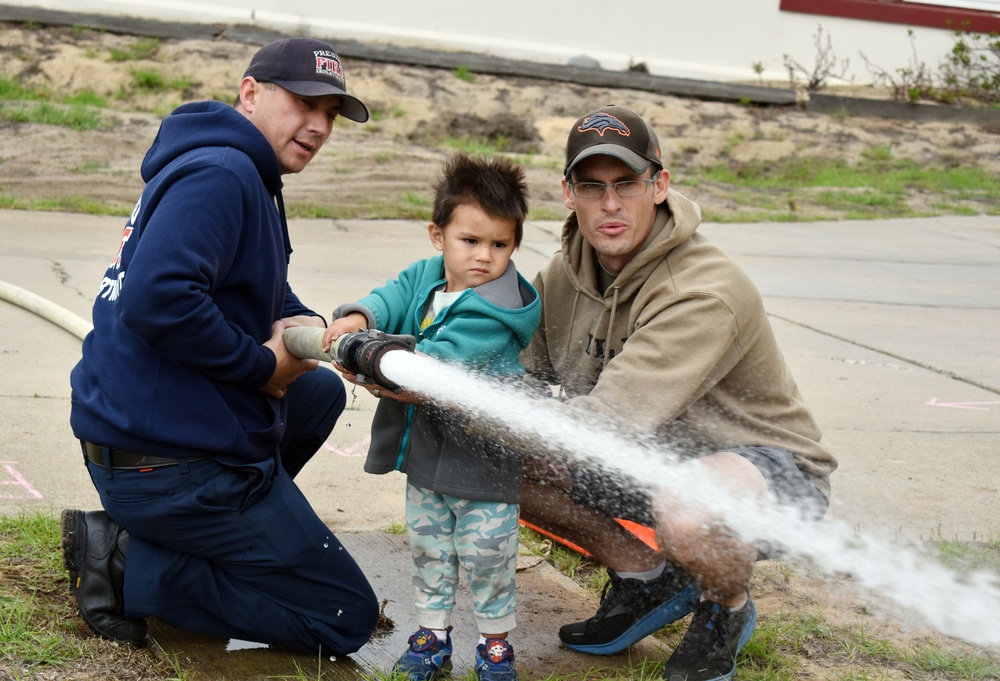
[1,21,999,681]
[1,21,999,223]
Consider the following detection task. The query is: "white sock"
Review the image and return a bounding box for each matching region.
[429,628,449,640]
[616,560,666,581]
[701,595,748,612]
[728,598,749,612]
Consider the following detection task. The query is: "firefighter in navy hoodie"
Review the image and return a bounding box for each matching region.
[63,37,379,655]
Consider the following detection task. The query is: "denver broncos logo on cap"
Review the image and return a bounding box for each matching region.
[578,113,630,137]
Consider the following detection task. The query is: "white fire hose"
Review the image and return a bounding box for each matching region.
[0,279,93,340]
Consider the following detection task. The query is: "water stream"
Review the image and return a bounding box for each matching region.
[378,349,1000,649]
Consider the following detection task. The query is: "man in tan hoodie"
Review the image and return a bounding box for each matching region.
[519,105,837,681]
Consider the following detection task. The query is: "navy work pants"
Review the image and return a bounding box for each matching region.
[84,369,378,654]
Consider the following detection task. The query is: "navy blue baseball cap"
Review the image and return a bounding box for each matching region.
[244,37,369,123]
[564,105,662,177]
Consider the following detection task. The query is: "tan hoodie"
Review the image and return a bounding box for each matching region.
[523,189,836,499]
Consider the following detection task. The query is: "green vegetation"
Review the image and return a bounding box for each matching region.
[0,26,996,223]
[0,512,172,677]
[453,65,476,83]
[368,104,406,122]
[0,192,129,215]
[129,68,192,93]
[0,77,44,101]
[862,28,1000,105]
[684,144,999,222]
[931,536,1000,575]
[699,152,996,195]
[287,190,433,221]
[108,37,160,62]
[0,102,108,131]
[443,133,514,155]
[0,513,75,662]
[515,527,1000,681]
[777,24,999,105]
[0,77,115,131]
[527,206,568,221]
[2,513,998,679]
[62,90,108,108]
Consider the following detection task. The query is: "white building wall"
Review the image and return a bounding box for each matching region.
[3,0,965,84]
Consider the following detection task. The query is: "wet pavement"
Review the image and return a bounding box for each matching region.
[2,209,999,677]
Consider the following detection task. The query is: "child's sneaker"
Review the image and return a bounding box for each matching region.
[392,627,453,680]
[475,637,518,681]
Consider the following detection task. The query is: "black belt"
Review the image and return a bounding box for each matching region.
[83,441,205,470]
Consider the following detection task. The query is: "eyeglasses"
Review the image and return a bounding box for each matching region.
[568,173,660,200]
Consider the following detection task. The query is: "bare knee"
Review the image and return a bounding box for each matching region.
[656,507,713,564]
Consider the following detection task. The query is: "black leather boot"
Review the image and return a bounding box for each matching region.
[61,509,148,646]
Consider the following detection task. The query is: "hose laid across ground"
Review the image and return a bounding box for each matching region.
[0,279,93,341]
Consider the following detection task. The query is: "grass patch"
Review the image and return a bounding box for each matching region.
[287,191,433,221]
[685,150,998,221]
[0,192,129,215]
[62,89,108,108]
[0,77,114,130]
[906,644,1000,678]
[930,537,1000,575]
[70,160,110,173]
[0,102,108,131]
[453,66,475,83]
[700,209,825,224]
[385,522,408,535]
[693,153,998,198]
[0,78,108,114]
[368,104,405,122]
[129,68,192,94]
[108,37,160,62]
[528,206,567,221]
[1,512,95,668]
[0,77,45,101]
[517,526,1000,681]
[3,514,999,679]
[812,189,913,218]
[441,133,514,155]
[1,512,175,678]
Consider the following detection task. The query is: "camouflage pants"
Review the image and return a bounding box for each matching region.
[405,481,519,634]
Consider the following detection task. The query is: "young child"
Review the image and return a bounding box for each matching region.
[323,153,540,681]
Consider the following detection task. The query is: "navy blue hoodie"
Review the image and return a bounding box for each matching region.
[70,101,315,462]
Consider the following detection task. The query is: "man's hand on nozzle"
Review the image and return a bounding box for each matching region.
[335,348,428,405]
[261,320,319,399]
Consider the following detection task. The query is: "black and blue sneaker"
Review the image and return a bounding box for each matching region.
[559,564,701,655]
[392,626,453,680]
[475,637,518,681]
[660,597,757,681]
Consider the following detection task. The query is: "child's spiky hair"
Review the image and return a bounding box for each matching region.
[431,153,529,247]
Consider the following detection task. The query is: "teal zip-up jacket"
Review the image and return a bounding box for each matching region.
[332,255,540,503]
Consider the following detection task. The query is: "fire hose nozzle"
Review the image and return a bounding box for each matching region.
[282,326,416,391]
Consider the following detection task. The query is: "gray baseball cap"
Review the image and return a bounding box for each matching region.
[243,37,369,123]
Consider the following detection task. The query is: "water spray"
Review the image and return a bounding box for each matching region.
[282,326,416,392]
[373,350,1000,649]
[282,326,1000,648]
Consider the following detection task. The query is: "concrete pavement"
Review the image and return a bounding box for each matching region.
[3,209,997,540]
[2,208,999,676]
